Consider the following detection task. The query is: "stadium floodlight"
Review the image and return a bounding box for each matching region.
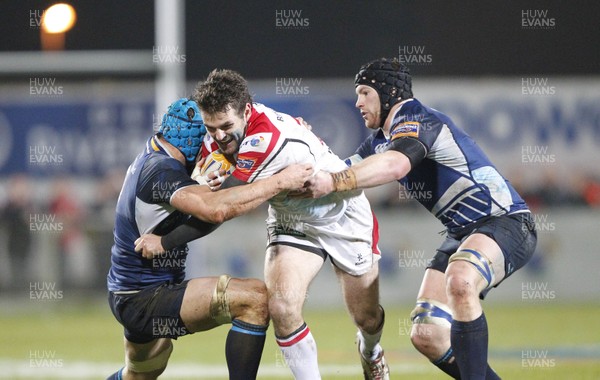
[40,3,77,51]
[42,3,77,34]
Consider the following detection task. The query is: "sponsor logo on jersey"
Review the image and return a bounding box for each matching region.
[391,121,420,140]
[250,136,264,146]
[236,158,255,170]
[239,133,272,154]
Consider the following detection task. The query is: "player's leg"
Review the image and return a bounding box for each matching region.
[446,233,505,380]
[264,244,325,380]
[335,263,389,379]
[410,249,503,379]
[107,285,179,380]
[409,267,460,378]
[224,277,270,379]
[180,276,269,380]
[119,338,173,380]
[107,337,173,380]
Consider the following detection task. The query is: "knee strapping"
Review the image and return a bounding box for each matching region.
[410,298,453,328]
[126,343,172,373]
[210,274,232,325]
[449,248,495,287]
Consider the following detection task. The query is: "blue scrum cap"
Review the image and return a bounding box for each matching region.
[158,98,206,163]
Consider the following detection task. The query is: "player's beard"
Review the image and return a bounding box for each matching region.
[218,126,246,156]
[365,111,381,130]
[217,139,236,156]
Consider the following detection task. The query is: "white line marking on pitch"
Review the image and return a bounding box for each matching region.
[0,360,432,378]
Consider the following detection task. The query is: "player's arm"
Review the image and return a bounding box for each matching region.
[304,137,426,197]
[219,174,246,189]
[136,174,249,257]
[162,217,219,248]
[171,163,312,224]
[135,217,219,259]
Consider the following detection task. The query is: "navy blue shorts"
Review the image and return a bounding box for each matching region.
[427,212,537,299]
[108,281,191,344]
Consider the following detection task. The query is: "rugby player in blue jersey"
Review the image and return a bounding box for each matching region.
[302,58,537,379]
[106,98,312,380]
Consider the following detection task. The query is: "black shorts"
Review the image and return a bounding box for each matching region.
[427,212,537,299]
[108,281,191,344]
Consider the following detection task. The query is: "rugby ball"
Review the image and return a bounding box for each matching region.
[191,151,235,184]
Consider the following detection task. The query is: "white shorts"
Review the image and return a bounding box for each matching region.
[266,193,381,276]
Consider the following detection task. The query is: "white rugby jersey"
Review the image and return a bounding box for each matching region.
[206,103,362,224]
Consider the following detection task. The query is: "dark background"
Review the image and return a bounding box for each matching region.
[1,0,598,80]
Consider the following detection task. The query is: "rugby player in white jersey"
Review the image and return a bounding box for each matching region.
[141,70,390,379]
[199,69,391,380]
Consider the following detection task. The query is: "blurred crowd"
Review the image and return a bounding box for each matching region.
[0,171,124,294]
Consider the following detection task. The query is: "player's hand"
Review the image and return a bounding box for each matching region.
[191,156,207,184]
[134,234,165,259]
[206,169,230,191]
[276,164,314,191]
[291,170,334,198]
[295,117,312,131]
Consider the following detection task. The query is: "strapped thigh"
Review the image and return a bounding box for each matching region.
[210,274,232,325]
[126,342,173,373]
[410,298,453,328]
[449,248,495,288]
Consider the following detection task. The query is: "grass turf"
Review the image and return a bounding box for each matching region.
[1,299,599,379]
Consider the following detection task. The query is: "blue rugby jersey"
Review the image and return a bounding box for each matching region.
[347,98,529,231]
[107,136,198,292]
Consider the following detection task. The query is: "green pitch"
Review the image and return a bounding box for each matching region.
[1,299,599,379]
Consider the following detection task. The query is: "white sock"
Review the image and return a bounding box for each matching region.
[276,323,321,380]
[357,307,385,361]
[357,329,383,361]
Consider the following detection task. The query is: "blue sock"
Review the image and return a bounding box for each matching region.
[106,367,123,380]
[226,319,268,380]
[451,313,489,379]
[432,347,461,378]
[432,346,501,379]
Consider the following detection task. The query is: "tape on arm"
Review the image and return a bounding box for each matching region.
[161,218,220,250]
[388,137,427,168]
